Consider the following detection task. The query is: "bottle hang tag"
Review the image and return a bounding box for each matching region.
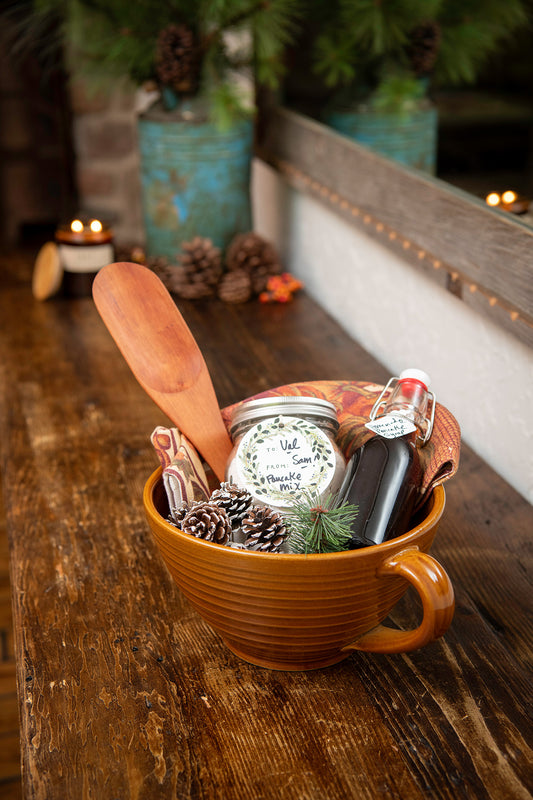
[365,414,417,439]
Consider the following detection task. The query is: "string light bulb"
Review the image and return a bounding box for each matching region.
[502,190,517,204]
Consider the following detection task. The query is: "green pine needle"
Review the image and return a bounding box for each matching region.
[20,0,303,127]
[285,492,358,554]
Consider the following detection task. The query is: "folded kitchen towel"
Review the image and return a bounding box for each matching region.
[151,426,210,516]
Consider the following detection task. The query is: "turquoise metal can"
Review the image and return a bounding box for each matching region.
[138,105,253,258]
[326,105,438,174]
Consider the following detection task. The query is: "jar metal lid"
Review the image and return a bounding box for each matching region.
[230,396,339,433]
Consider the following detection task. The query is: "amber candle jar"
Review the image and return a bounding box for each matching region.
[55,218,114,297]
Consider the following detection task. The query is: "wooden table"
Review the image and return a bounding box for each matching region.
[1,251,532,799]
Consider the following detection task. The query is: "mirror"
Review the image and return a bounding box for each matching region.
[257,106,533,350]
[280,13,533,227]
[435,38,533,222]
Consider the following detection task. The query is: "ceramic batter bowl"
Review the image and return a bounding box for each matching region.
[143,469,453,671]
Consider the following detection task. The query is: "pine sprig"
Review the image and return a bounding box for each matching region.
[285,492,358,554]
[312,0,527,98]
[18,0,302,127]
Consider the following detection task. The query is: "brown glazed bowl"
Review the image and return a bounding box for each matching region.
[143,468,454,671]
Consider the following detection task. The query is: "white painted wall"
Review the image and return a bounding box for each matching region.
[252,159,533,505]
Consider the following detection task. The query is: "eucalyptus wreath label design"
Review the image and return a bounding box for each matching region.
[232,415,337,507]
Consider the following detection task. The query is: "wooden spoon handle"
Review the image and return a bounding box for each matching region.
[93,262,232,481]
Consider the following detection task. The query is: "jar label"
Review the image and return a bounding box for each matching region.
[231,415,337,507]
[58,243,114,273]
[365,414,417,439]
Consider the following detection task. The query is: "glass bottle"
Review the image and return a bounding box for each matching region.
[340,368,435,548]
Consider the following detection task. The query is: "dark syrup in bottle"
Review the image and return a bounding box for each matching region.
[342,369,433,548]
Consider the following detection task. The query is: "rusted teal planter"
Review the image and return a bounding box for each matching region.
[138,103,253,258]
[325,105,438,174]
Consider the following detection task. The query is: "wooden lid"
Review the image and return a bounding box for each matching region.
[32,242,63,300]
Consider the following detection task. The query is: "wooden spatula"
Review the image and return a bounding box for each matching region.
[93,261,232,481]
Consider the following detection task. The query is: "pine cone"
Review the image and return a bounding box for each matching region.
[406,21,441,77]
[180,236,222,290]
[168,503,190,528]
[155,23,201,94]
[226,232,281,294]
[242,506,287,553]
[209,483,253,528]
[217,269,252,303]
[161,264,213,299]
[181,502,231,545]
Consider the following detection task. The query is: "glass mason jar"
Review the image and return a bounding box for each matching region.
[226,396,346,514]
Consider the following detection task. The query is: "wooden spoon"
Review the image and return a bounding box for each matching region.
[92,261,232,481]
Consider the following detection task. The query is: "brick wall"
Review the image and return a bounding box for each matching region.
[69,76,145,247]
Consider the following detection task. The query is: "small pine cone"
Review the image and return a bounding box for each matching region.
[226,232,281,294]
[209,483,253,528]
[406,21,441,77]
[217,269,252,303]
[162,264,213,299]
[181,502,231,545]
[242,506,287,553]
[180,236,222,288]
[155,23,201,94]
[168,503,190,529]
[250,264,278,295]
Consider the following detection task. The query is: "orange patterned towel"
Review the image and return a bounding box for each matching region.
[151,426,210,515]
[221,380,460,506]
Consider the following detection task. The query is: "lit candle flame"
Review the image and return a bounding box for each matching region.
[485,192,500,207]
[70,219,84,233]
[90,219,103,233]
[502,190,517,204]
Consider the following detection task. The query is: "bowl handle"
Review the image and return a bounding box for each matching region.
[342,547,455,654]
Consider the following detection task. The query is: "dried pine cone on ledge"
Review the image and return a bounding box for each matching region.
[161,236,222,299]
[162,264,213,299]
[226,232,281,294]
[180,236,222,291]
[217,269,252,303]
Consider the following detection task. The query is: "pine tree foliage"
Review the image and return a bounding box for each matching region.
[435,0,528,86]
[15,0,302,124]
[8,0,529,116]
[312,0,528,102]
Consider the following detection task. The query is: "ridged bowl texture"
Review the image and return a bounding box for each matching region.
[143,470,453,670]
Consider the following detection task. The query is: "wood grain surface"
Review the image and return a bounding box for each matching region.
[0,252,532,799]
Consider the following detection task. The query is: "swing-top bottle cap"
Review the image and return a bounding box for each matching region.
[399,368,431,389]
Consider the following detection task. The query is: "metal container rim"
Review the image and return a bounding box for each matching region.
[229,396,339,432]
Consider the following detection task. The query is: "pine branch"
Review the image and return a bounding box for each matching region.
[433,0,527,86]
[285,492,358,554]
[200,0,269,54]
